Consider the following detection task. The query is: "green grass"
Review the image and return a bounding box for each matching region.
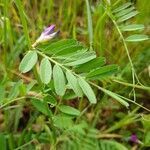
[0,0,150,149]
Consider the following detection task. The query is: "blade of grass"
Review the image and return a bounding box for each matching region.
[3,0,9,66]
[94,7,107,55]
[85,0,93,49]
[15,0,31,49]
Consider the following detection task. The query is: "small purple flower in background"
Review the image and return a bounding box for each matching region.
[130,134,138,143]
[32,24,59,48]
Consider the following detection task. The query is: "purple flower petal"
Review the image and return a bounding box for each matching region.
[130,134,138,143]
[42,25,55,36]
[33,24,59,47]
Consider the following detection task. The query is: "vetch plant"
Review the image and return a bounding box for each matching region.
[0,0,150,149]
[19,15,150,121]
[19,25,130,107]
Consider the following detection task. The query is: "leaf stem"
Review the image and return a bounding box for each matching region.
[37,50,150,112]
[107,10,137,101]
[112,79,150,91]
[0,97,25,109]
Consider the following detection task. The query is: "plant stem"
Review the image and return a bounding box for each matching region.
[112,79,150,91]
[107,10,137,101]
[37,50,150,112]
[117,94,150,112]
[0,97,25,109]
[14,139,35,150]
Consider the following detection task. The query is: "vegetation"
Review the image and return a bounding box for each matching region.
[0,0,150,149]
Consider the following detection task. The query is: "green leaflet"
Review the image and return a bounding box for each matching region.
[115,6,135,18]
[66,70,82,97]
[117,11,139,23]
[120,24,145,31]
[31,98,52,116]
[42,39,78,54]
[113,2,148,44]
[125,34,149,42]
[58,105,80,116]
[56,49,88,62]
[66,122,87,135]
[101,88,129,107]
[113,2,132,13]
[39,58,52,84]
[54,45,83,56]
[75,57,106,73]
[99,140,128,150]
[78,77,96,104]
[53,65,66,96]
[53,115,73,129]
[86,65,118,80]
[64,51,96,66]
[19,51,38,73]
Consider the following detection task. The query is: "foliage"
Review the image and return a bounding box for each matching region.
[0,0,149,149]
